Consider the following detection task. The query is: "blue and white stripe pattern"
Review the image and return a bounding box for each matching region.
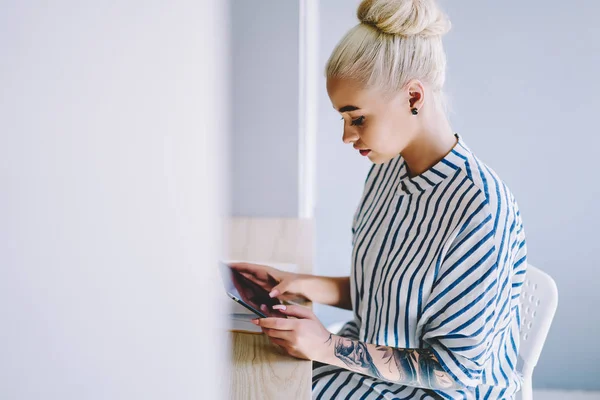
[313,135,527,399]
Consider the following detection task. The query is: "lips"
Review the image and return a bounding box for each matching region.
[359,149,371,156]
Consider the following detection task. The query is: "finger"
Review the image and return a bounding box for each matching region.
[236,270,269,282]
[229,262,264,274]
[231,263,275,283]
[263,328,293,341]
[268,285,283,298]
[239,271,258,280]
[268,337,289,348]
[271,304,315,320]
[269,281,295,298]
[229,262,257,273]
[253,317,296,330]
[269,337,287,346]
[241,272,270,288]
[232,262,272,270]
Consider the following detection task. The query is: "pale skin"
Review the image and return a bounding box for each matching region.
[327,77,457,174]
[231,77,462,391]
[250,304,460,390]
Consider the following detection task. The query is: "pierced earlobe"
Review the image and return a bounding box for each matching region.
[411,108,419,115]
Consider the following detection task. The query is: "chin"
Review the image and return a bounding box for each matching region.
[368,152,395,165]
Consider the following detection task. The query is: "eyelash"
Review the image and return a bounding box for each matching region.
[341,116,365,126]
[351,116,365,126]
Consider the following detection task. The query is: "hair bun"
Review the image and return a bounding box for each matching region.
[357,0,451,37]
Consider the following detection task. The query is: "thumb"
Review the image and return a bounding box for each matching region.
[272,304,315,320]
[269,280,294,298]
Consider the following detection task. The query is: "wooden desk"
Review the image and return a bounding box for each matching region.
[227,218,314,400]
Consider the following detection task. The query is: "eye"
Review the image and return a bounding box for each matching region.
[351,116,365,126]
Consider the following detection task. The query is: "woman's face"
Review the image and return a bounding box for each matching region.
[326,77,419,165]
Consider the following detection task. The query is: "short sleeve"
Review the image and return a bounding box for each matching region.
[418,205,508,388]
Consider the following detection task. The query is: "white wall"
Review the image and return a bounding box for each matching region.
[0,1,228,399]
[441,0,600,390]
[230,0,300,217]
[315,0,600,391]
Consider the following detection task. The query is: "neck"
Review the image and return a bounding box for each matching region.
[401,112,457,177]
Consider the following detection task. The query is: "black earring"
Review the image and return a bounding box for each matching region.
[411,108,419,115]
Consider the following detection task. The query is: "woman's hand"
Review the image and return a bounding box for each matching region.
[252,304,332,361]
[229,262,308,301]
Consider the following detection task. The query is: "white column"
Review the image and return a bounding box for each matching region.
[298,0,320,219]
[0,1,228,399]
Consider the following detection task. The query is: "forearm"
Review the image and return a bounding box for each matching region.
[317,335,461,390]
[299,275,352,310]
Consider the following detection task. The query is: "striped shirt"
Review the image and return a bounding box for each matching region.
[313,135,527,399]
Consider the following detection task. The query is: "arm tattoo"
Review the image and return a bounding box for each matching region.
[376,346,455,389]
[377,346,419,385]
[326,336,458,390]
[416,349,455,389]
[333,336,383,379]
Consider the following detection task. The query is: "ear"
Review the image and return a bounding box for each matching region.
[406,79,425,110]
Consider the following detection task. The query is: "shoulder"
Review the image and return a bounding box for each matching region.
[455,141,520,222]
[450,144,525,261]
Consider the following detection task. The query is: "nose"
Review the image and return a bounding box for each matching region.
[342,128,359,145]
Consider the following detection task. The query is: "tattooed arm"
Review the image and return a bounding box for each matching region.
[320,334,462,390]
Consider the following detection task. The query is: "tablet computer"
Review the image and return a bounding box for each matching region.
[219,262,286,319]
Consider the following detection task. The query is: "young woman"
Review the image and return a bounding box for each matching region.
[232,0,527,398]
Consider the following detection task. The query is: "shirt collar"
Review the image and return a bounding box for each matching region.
[396,134,471,196]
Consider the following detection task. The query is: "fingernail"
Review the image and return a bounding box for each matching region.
[251,319,259,325]
[272,305,286,311]
[269,290,278,298]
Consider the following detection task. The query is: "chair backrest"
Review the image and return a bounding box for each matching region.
[518,264,558,378]
[329,264,559,400]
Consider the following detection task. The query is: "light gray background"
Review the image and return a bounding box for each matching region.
[315,0,600,391]
[231,0,599,391]
[0,1,228,399]
[230,0,299,217]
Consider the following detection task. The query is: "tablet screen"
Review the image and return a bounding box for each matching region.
[220,263,286,318]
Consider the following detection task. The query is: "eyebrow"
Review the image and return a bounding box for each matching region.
[337,105,360,113]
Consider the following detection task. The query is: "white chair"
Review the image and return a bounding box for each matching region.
[515,264,558,400]
[326,264,558,400]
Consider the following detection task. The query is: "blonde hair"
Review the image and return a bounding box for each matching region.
[326,0,451,108]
